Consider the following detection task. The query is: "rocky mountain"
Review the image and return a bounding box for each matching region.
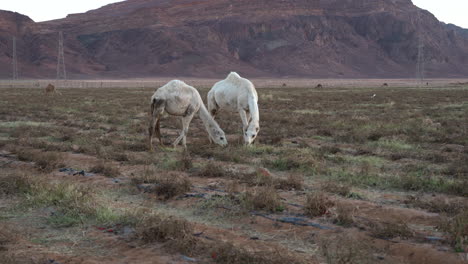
[1,0,468,79]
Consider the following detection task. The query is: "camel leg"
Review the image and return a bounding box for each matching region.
[173,114,194,149]
[207,93,218,144]
[239,109,249,133]
[149,99,165,151]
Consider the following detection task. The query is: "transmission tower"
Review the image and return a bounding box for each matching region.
[56,31,67,80]
[416,10,425,87]
[12,37,18,80]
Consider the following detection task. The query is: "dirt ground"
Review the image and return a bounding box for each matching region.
[0,81,467,264]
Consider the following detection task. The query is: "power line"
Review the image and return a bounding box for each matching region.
[12,37,18,80]
[56,31,67,80]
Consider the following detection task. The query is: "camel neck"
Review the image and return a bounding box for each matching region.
[199,103,221,135]
[248,95,259,123]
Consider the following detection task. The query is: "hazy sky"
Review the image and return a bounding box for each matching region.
[1,0,467,28]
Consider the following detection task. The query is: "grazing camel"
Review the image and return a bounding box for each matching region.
[208,72,259,145]
[45,84,61,95]
[148,80,228,150]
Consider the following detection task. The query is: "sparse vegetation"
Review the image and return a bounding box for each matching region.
[132,169,191,200]
[244,186,284,213]
[304,192,334,217]
[333,203,355,227]
[90,161,121,177]
[0,85,466,263]
[369,219,413,240]
[441,211,468,252]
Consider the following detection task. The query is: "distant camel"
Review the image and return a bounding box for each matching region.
[282,83,287,87]
[382,83,389,87]
[45,84,61,95]
[148,80,227,150]
[316,84,323,89]
[208,72,260,145]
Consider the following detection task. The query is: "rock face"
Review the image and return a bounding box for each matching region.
[1,0,468,78]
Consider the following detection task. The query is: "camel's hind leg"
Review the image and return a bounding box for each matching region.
[149,99,165,151]
[173,113,195,149]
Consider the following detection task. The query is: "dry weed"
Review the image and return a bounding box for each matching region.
[322,181,351,197]
[90,161,121,177]
[304,192,334,217]
[334,202,356,227]
[244,186,284,213]
[369,219,413,240]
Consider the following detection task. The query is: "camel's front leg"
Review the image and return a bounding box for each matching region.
[239,108,249,133]
[173,114,194,149]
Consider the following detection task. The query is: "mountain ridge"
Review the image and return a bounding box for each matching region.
[1,0,467,79]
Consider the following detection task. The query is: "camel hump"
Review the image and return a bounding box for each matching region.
[46,84,55,89]
[227,72,241,81]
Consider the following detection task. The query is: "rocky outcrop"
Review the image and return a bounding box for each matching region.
[1,0,467,78]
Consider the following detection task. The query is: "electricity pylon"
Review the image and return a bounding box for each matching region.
[416,10,425,87]
[12,37,18,80]
[56,31,67,80]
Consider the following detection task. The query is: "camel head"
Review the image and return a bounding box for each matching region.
[244,122,259,145]
[210,126,228,146]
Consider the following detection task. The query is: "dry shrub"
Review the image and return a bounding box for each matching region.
[0,226,17,251]
[276,174,304,190]
[90,161,121,177]
[441,211,468,252]
[369,219,413,240]
[322,181,351,197]
[196,162,227,178]
[0,170,31,196]
[15,148,64,172]
[153,174,191,200]
[226,180,240,196]
[179,150,193,171]
[319,231,378,264]
[239,170,303,191]
[405,195,466,216]
[212,241,304,264]
[135,212,198,255]
[244,186,284,212]
[0,225,48,264]
[304,192,334,217]
[132,170,191,200]
[334,203,355,227]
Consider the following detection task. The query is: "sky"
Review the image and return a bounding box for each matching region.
[0,0,467,28]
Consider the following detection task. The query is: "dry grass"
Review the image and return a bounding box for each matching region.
[195,162,228,178]
[369,219,413,240]
[0,226,47,264]
[304,192,334,217]
[322,181,351,197]
[132,169,191,200]
[90,161,121,177]
[212,241,304,264]
[405,195,467,216]
[0,170,32,196]
[333,203,356,227]
[319,231,384,264]
[441,211,468,252]
[244,186,284,213]
[15,148,64,172]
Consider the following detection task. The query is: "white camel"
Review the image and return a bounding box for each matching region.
[148,80,228,150]
[207,72,260,145]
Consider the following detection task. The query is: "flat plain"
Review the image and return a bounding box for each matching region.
[0,81,467,263]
